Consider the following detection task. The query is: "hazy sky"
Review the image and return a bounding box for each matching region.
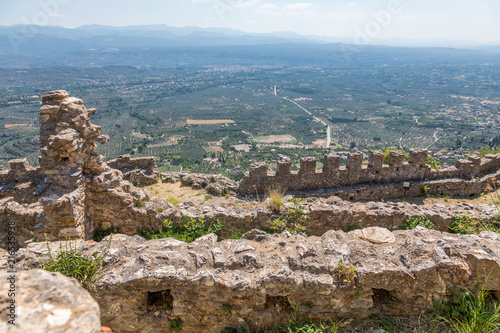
[1,0,499,44]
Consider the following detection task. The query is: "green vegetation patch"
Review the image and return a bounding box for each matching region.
[136,217,222,243]
[401,215,435,230]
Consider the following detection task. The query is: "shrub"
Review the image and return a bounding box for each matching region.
[426,155,441,169]
[478,145,500,158]
[449,214,500,235]
[270,197,308,235]
[401,215,435,230]
[334,259,358,286]
[40,239,109,291]
[382,147,408,164]
[449,215,476,235]
[169,317,184,332]
[137,217,222,243]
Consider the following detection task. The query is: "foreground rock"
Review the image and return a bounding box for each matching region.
[0,269,101,333]
[16,228,500,333]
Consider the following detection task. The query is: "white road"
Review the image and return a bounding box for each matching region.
[281,96,331,148]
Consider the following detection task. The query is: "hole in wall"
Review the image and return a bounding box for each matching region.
[60,157,69,162]
[372,288,398,311]
[265,295,291,313]
[147,289,173,312]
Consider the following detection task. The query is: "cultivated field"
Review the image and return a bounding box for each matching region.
[187,119,235,125]
[255,134,296,143]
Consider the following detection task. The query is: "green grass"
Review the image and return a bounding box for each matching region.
[39,239,109,291]
[167,196,180,206]
[434,287,500,333]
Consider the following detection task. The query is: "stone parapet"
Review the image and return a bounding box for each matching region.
[238,149,500,197]
[14,229,500,332]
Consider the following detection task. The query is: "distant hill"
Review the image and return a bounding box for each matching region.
[0,24,499,68]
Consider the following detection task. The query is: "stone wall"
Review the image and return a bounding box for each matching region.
[14,228,500,333]
[238,149,500,197]
[107,155,158,186]
[0,159,44,185]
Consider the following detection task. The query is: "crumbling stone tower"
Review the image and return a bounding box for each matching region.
[37,90,109,240]
[33,90,163,243]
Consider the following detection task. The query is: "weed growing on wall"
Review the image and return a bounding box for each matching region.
[40,238,110,291]
[270,197,308,235]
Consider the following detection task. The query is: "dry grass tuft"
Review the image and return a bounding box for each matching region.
[266,185,285,213]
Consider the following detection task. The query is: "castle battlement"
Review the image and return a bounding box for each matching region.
[239,149,500,194]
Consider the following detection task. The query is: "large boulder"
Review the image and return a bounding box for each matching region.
[0,269,101,333]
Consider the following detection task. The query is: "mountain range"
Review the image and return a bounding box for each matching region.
[0,24,499,68]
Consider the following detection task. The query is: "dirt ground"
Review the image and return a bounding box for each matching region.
[393,185,500,208]
[145,180,500,212]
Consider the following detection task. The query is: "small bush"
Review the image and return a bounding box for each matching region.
[426,155,441,169]
[450,214,500,235]
[270,197,308,235]
[478,145,500,158]
[204,194,213,202]
[137,217,222,243]
[382,147,409,164]
[334,259,358,286]
[449,215,476,235]
[401,215,434,230]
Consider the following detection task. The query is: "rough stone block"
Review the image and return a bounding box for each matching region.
[9,158,29,173]
[322,154,340,174]
[277,158,291,177]
[368,150,384,171]
[0,269,101,333]
[467,155,481,167]
[299,157,316,174]
[250,162,268,179]
[346,152,363,171]
[408,149,428,166]
[388,151,405,167]
[455,159,474,176]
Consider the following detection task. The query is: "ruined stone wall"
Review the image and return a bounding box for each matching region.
[0,91,168,249]
[107,155,158,186]
[238,149,500,196]
[0,159,44,186]
[14,228,500,333]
